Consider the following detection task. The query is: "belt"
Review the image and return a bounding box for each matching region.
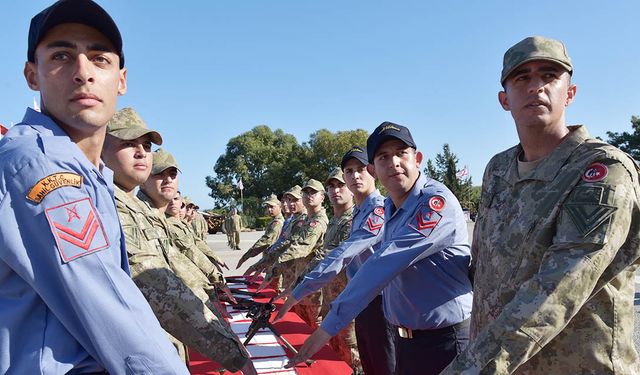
[396,319,469,339]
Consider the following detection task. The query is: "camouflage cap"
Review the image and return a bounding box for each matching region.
[106,107,163,145]
[283,185,302,200]
[263,194,280,207]
[151,148,180,175]
[501,36,573,84]
[302,178,326,194]
[325,167,345,185]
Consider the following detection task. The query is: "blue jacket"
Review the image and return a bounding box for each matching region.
[0,109,188,374]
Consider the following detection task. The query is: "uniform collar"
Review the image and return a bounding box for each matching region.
[20,107,69,138]
[498,125,591,185]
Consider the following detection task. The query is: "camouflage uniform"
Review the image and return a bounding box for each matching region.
[256,211,307,291]
[165,215,224,284]
[275,209,329,327]
[115,188,249,371]
[317,206,362,371]
[443,126,640,374]
[137,191,222,291]
[230,212,242,250]
[192,212,209,240]
[238,212,285,265]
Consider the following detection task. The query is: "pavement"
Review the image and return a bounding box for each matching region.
[206,223,640,352]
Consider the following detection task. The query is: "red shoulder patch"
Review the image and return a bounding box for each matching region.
[363,211,384,235]
[45,197,109,263]
[428,195,445,212]
[582,163,608,182]
[310,221,317,228]
[373,206,384,217]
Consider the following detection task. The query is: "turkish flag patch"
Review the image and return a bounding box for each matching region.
[428,195,445,212]
[408,203,442,237]
[45,197,109,263]
[582,163,608,182]
[363,209,384,235]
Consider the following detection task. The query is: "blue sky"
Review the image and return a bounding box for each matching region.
[2,1,639,208]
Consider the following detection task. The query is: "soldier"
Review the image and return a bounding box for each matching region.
[244,185,307,293]
[230,207,243,250]
[225,210,235,248]
[287,123,473,375]
[167,191,229,275]
[236,194,285,269]
[275,147,396,375]
[443,36,640,374]
[101,108,255,374]
[190,202,210,240]
[260,179,329,327]
[0,1,188,372]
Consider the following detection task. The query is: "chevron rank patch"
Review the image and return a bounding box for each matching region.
[45,197,109,263]
[363,208,384,235]
[409,203,442,237]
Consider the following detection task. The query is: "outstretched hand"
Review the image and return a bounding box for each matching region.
[284,328,331,368]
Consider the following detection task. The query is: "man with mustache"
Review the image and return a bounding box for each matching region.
[287,123,473,375]
[0,0,188,372]
[442,36,640,374]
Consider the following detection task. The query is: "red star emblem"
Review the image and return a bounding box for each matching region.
[66,204,81,222]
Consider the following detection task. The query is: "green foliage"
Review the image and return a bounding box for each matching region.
[206,126,369,227]
[606,115,640,159]
[423,143,478,212]
[254,216,271,229]
[301,129,370,182]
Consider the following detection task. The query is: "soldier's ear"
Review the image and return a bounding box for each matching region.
[24,62,40,91]
[498,90,510,111]
[366,164,376,179]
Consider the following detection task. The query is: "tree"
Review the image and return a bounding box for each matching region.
[606,115,640,160]
[300,129,370,181]
[205,126,304,213]
[423,144,476,212]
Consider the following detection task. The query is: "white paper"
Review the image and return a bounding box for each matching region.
[237,331,279,345]
[247,342,287,358]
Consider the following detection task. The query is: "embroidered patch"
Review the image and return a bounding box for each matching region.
[428,195,445,212]
[45,197,109,263]
[374,206,385,217]
[564,203,617,237]
[296,220,305,227]
[27,173,83,203]
[363,211,384,235]
[582,163,608,182]
[310,220,317,228]
[408,203,442,237]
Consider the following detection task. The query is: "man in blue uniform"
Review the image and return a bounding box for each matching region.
[0,1,188,373]
[274,146,396,375]
[286,122,473,375]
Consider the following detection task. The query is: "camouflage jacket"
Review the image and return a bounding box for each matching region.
[241,214,285,260]
[166,216,224,285]
[444,126,640,374]
[115,188,248,371]
[191,212,209,240]
[136,191,213,289]
[230,213,242,232]
[319,207,354,310]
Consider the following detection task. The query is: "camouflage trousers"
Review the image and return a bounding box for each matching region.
[293,298,322,328]
[321,271,362,372]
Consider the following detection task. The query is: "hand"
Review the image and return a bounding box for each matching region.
[219,261,230,270]
[275,285,293,301]
[284,328,331,368]
[219,285,237,305]
[273,295,298,323]
[240,358,258,375]
[255,276,272,292]
[236,255,248,269]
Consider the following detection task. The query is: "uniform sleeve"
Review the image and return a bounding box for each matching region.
[321,203,458,336]
[195,235,225,265]
[0,159,188,373]
[292,223,382,301]
[443,159,638,374]
[277,221,327,263]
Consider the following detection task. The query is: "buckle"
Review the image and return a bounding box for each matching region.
[397,326,413,339]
